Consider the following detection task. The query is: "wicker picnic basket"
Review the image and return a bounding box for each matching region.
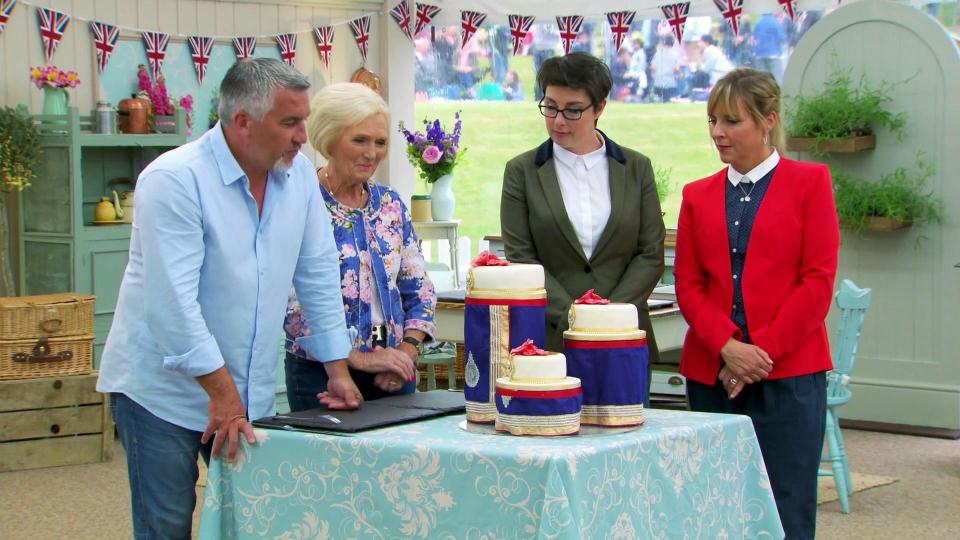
[0,293,96,380]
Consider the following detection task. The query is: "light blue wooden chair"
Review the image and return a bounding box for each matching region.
[819,279,872,514]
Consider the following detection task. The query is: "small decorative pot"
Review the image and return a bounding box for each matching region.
[42,87,69,116]
[411,194,432,222]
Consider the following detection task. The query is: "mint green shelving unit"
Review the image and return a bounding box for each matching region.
[19,107,187,366]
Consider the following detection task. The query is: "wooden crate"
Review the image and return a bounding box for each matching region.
[0,372,113,472]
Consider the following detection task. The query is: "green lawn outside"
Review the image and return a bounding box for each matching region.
[412,100,719,255]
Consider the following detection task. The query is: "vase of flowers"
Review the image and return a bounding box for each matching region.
[399,113,465,221]
[30,66,80,116]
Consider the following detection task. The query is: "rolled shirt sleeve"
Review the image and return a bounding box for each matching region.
[292,184,353,362]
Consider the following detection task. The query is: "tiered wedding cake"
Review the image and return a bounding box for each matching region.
[464,252,547,423]
[494,340,582,436]
[563,290,649,426]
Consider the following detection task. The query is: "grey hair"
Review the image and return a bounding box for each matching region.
[218,58,310,125]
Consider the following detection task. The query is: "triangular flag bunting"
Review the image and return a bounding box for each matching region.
[556,15,584,55]
[234,36,257,60]
[414,3,441,37]
[90,21,119,73]
[713,0,744,37]
[507,15,535,56]
[142,31,169,80]
[660,3,690,45]
[606,11,636,53]
[313,26,334,69]
[460,10,487,48]
[275,33,297,66]
[0,0,17,35]
[188,36,213,84]
[37,7,71,63]
[349,16,372,63]
[390,1,414,41]
[778,0,800,23]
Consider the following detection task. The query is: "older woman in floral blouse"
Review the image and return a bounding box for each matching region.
[284,83,436,408]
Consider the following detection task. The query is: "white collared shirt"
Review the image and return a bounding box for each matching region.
[728,149,780,185]
[553,139,611,260]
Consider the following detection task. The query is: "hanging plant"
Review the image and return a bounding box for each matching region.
[832,157,943,233]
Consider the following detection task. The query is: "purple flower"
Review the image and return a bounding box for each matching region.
[422,145,442,164]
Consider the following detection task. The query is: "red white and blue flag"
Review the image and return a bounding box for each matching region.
[90,21,119,73]
[556,15,583,55]
[0,0,17,35]
[313,26,334,69]
[188,36,214,84]
[460,10,486,48]
[778,0,801,23]
[37,7,71,63]
[234,36,257,60]
[350,16,372,63]
[275,33,297,65]
[414,3,441,37]
[661,3,690,44]
[389,1,414,42]
[142,31,169,80]
[507,14,534,56]
[606,11,636,53]
[713,0,744,37]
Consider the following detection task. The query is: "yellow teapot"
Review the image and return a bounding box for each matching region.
[94,192,123,222]
[109,178,135,223]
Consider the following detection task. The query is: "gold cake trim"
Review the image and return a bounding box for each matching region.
[495,376,582,391]
[466,287,547,300]
[563,329,647,341]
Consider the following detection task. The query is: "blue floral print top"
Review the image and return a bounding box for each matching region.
[286,181,436,357]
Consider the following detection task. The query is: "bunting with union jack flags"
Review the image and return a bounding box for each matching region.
[313,26,334,69]
[142,31,169,80]
[556,15,583,55]
[606,11,636,53]
[0,0,17,35]
[349,16,372,63]
[90,21,119,73]
[37,7,71,63]
[414,3,440,37]
[713,0,744,37]
[660,3,690,45]
[275,33,297,65]
[778,0,801,23]
[507,15,534,56]
[188,36,214,84]
[460,10,486,48]
[389,1,414,42]
[233,36,257,60]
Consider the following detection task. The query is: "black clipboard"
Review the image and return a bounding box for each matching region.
[252,391,465,433]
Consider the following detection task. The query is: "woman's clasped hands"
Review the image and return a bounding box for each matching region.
[718,338,773,398]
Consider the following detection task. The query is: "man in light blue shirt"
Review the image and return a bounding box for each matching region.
[97,58,361,539]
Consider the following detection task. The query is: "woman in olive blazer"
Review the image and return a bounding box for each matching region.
[500,53,665,360]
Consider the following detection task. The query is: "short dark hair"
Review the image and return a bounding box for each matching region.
[536,52,612,108]
[701,34,716,46]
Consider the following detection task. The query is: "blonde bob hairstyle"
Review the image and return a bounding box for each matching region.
[707,68,784,153]
[307,82,390,159]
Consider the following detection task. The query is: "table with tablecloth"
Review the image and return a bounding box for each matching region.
[198,408,784,539]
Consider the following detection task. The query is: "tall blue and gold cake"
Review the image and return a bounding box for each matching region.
[563,290,649,426]
[463,253,546,423]
[495,339,582,436]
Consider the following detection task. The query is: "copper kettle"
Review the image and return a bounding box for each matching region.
[118,94,150,134]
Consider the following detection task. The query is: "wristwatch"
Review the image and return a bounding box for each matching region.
[401,336,422,348]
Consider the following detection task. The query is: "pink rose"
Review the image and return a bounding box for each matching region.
[422,145,442,164]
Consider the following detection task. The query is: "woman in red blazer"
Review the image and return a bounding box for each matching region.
[675,68,840,540]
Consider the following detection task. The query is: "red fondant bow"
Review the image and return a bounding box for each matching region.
[510,338,550,356]
[574,289,610,304]
[471,250,510,267]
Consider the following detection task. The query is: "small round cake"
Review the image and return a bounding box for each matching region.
[565,302,646,341]
[467,263,545,297]
[494,340,582,436]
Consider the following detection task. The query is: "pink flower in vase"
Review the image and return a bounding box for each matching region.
[422,145,442,164]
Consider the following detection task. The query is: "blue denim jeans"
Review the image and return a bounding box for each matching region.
[111,393,212,540]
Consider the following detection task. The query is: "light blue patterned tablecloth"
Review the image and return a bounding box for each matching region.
[199,409,784,539]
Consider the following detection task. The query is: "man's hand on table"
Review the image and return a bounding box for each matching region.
[320,374,364,410]
[197,367,257,464]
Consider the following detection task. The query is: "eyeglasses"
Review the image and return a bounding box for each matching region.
[538,100,589,120]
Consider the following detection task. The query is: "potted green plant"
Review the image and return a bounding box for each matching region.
[0,106,42,295]
[832,158,943,233]
[785,67,905,154]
